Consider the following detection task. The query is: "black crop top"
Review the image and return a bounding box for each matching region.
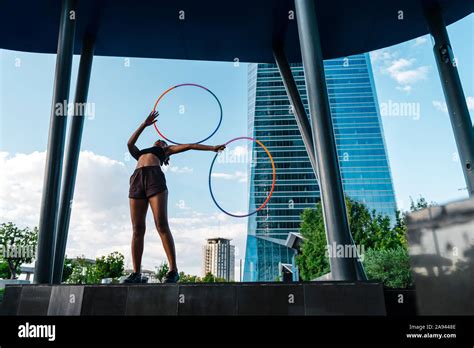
[138,146,167,164]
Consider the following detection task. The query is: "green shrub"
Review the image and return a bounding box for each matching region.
[363,246,413,288]
[296,207,330,280]
[0,288,4,303]
[296,197,407,281]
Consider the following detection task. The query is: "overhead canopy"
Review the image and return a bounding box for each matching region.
[0,0,472,63]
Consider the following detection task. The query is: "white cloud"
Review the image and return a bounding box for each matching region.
[0,151,246,279]
[370,49,430,92]
[467,96,474,111]
[386,58,429,85]
[211,171,247,183]
[369,50,394,63]
[413,36,428,47]
[0,151,45,227]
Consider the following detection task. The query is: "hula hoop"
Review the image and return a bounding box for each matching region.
[208,137,276,218]
[152,83,223,145]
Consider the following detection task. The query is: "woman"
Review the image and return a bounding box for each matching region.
[123,111,225,283]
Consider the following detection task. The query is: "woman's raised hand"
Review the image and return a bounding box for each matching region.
[144,110,159,126]
[213,144,226,152]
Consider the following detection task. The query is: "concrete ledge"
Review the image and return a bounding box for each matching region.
[1,281,386,316]
[0,280,31,289]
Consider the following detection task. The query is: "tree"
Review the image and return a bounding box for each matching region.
[296,196,431,287]
[0,260,18,279]
[363,246,413,288]
[66,256,100,284]
[392,210,409,249]
[155,262,169,283]
[66,259,88,284]
[95,252,124,281]
[296,207,330,281]
[296,197,407,281]
[62,257,74,283]
[0,222,38,279]
[65,252,125,284]
[202,272,226,283]
[409,195,436,212]
[346,198,404,250]
[178,272,201,283]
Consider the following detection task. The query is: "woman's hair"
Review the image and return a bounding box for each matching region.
[155,140,170,166]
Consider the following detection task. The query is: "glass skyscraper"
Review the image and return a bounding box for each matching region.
[244,53,397,282]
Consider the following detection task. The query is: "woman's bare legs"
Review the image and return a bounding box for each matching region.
[129,198,149,273]
[148,190,177,271]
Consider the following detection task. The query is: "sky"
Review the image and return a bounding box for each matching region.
[369,14,474,210]
[0,13,473,279]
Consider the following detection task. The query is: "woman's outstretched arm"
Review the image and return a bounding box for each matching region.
[127,111,159,160]
[165,143,226,156]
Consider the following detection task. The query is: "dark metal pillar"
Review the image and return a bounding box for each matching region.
[35,0,77,284]
[273,45,317,173]
[53,35,95,284]
[294,0,359,280]
[273,44,367,281]
[424,2,474,197]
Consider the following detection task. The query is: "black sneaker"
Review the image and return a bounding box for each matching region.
[121,272,143,283]
[164,270,180,283]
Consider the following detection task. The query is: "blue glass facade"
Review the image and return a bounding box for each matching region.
[244,54,397,282]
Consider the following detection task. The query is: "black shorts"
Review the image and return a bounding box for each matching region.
[129,166,167,199]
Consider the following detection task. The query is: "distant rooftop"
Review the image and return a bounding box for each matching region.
[206,238,232,243]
